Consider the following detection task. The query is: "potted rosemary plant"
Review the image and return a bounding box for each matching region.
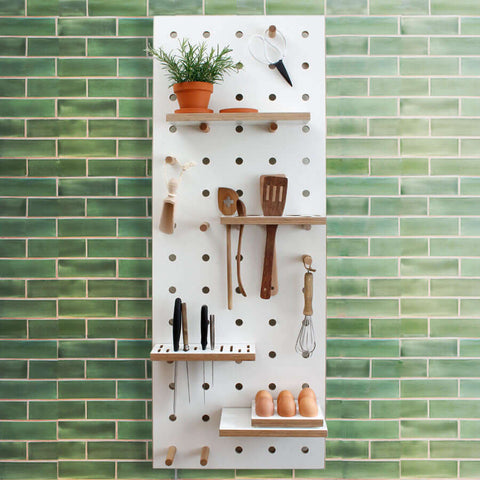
[148,39,238,113]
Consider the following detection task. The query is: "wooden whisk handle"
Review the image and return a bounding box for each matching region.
[303,271,313,316]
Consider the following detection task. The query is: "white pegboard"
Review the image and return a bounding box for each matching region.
[152,15,326,469]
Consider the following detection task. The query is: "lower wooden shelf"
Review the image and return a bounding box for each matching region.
[219,408,328,438]
[150,343,255,361]
[220,215,326,226]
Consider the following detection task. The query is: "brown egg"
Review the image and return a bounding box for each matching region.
[277,390,294,400]
[277,395,296,417]
[255,390,272,402]
[299,397,318,417]
[298,387,316,403]
[255,396,274,417]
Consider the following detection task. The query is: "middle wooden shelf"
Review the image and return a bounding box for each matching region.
[150,343,255,362]
[220,215,326,226]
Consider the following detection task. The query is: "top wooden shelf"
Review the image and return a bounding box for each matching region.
[166,112,311,123]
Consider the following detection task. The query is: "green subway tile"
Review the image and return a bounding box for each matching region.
[432,37,480,55]
[27,280,85,299]
[370,78,428,97]
[87,441,146,459]
[370,279,428,297]
[0,462,57,480]
[29,441,85,460]
[461,340,480,356]
[118,380,151,399]
[28,79,86,98]
[0,380,56,399]
[371,158,428,176]
[0,79,25,98]
[327,139,398,157]
[58,178,116,196]
[118,18,152,36]
[0,0,24,14]
[372,318,428,338]
[0,442,26,460]
[58,17,116,35]
[327,359,370,378]
[59,461,115,480]
[400,218,458,236]
[0,178,55,196]
[58,219,116,237]
[0,18,55,35]
[30,360,84,379]
[432,279,480,297]
[29,159,86,177]
[327,279,368,297]
[88,239,146,258]
[118,422,151,441]
[0,421,56,440]
[0,340,56,358]
[0,58,54,77]
[58,300,116,318]
[326,16,397,35]
[0,301,55,318]
[432,78,480,97]
[59,420,115,439]
[0,319,27,338]
[0,158,26,176]
[432,441,480,459]
[88,400,145,419]
[59,340,114,359]
[87,199,146,217]
[328,420,398,439]
[327,339,399,357]
[431,319,480,338]
[58,58,117,77]
[370,238,428,257]
[461,461,480,478]
[58,139,116,158]
[400,57,459,76]
[461,299,480,316]
[326,0,367,14]
[370,118,428,137]
[58,259,116,277]
[371,0,427,13]
[461,139,480,157]
[326,37,368,55]
[327,400,369,419]
[29,319,85,339]
[89,79,147,98]
[462,18,480,34]
[401,98,458,116]
[432,159,480,176]
[89,159,146,177]
[371,37,427,55]
[0,38,25,56]
[88,38,146,57]
[0,140,55,157]
[328,258,397,277]
[0,99,54,118]
[371,400,428,418]
[118,99,152,117]
[326,158,369,175]
[327,379,399,399]
[27,0,85,15]
[400,258,458,276]
[372,441,427,459]
[117,179,150,197]
[326,78,368,96]
[401,339,457,357]
[461,220,480,236]
[118,300,151,318]
[401,16,458,34]
[88,280,147,298]
[117,461,173,479]
[58,99,116,117]
[58,380,115,399]
[118,219,152,237]
[119,59,152,77]
[0,119,24,138]
[431,360,480,378]
[265,0,323,14]
[0,199,26,216]
[328,98,397,116]
[118,259,151,278]
[327,177,397,195]
[28,38,85,57]
[462,420,480,438]
[401,379,458,398]
[327,118,367,136]
[298,462,399,479]
[29,239,85,258]
[461,381,480,398]
[327,318,369,337]
[27,120,86,138]
[401,299,458,317]
[0,219,55,237]
[89,0,146,15]
[0,260,55,278]
[433,119,480,137]
[371,198,427,216]
[327,238,368,257]
[432,0,480,14]
[328,299,398,317]
[0,360,27,379]
[28,199,85,217]
[89,120,148,138]
[431,400,480,418]
[401,460,457,478]
[118,140,152,157]
[326,440,368,459]
[462,177,480,195]
[117,340,150,358]
[88,319,146,339]
[178,469,234,480]
[462,99,480,116]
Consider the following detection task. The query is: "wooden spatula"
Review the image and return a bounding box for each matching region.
[260,176,288,299]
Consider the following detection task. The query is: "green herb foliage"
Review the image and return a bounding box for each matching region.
[147,39,238,86]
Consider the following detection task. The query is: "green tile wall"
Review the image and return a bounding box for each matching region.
[0,0,479,478]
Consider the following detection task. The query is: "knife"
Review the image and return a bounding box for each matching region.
[172,298,182,416]
[181,302,191,403]
[201,305,209,403]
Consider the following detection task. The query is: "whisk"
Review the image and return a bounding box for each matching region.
[295,255,317,358]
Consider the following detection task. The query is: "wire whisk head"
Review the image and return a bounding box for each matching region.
[295,317,316,358]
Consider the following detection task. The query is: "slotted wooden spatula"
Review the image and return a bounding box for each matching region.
[260,176,288,299]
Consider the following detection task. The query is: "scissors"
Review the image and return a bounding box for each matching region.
[248,28,293,87]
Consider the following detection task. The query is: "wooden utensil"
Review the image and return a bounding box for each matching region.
[236,199,247,297]
[218,188,239,309]
[159,178,178,234]
[260,176,288,299]
[260,175,283,295]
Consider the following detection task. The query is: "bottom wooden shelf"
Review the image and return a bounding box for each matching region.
[219,408,328,438]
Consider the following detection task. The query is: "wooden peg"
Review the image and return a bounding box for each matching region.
[165,446,176,466]
[165,156,177,165]
[200,222,210,232]
[302,224,312,231]
[302,254,316,272]
[268,25,276,38]
[200,446,210,466]
[199,122,210,133]
[269,122,278,133]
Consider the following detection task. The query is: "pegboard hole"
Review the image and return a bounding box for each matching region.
[235,446,243,453]
[235,383,243,390]
[169,414,177,421]
[235,254,244,262]
[202,414,210,422]
[269,94,276,101]
[168,254,176,261]
[169,94,177,101]
[202,383,210,391]
[302,125,310,133]
[235,287,242,294]
[202,286,210,294]
[268,64,276,70]
[168,286,176,294]
[168,319,173,326]
[269,383,276,390]
[302,157,310,165]
[302,62,309,70]
[269,351,276,358]
[302,31,309,38]
[302,382,310,389]
[203,31,210,38]
[235,125,243,133]
[235,157,243,165]
[202,189,210,197]
[235,94,243,101]
[236,62,244,70]
[268,446,276,454]
[236,31,243,38]
[302,190,310,197]
[170,31,177,38]
[302,446,310,454]
[236,189,243,197]
[269,157,276,165]
[236,319,243,326]
[269,319,277,326]
[302,94,310,101]
[202,157,210,165]
[169,125,177,133]
[169,382,175,390]
[202,254,210,262]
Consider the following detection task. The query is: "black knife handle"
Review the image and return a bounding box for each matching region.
[173,298,182,352]
[201,305,208,351]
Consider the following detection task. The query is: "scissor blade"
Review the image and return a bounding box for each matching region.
[273,59,293,87]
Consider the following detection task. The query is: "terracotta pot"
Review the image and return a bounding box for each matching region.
[173,81,214,113]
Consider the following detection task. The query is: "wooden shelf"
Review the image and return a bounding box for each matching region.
[220,215,326,226]
[150,343,255,362]
[251,401,324,428]
[219,408,328,438]
[166,112,310,123]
